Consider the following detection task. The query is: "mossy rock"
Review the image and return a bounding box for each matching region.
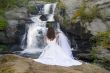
[28,6,38,14]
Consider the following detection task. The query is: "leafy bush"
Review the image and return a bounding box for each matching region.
[96,31,110,48]
[0,0,17,10]
[0,0,28,10]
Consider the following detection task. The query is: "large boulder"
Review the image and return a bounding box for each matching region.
[87,18,108,35]
[60,0,82,19]
[4,7,28,44]
[0,54,109,73]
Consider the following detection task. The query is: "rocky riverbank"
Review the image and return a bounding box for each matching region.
[0,54,109,73]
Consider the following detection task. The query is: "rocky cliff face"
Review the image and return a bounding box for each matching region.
[60,0,82,19]
[61,0,110,34]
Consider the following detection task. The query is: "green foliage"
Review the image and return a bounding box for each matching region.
[72,1,99,25]
[0,0,28,10]
[63,17,69,27]
[92,31,110,48]
[0,16,7,30]
[0,10,5,17]
[16,0,28,7]
[57,0,65,9]
[0,0,17,10]
[90,47,98,60]
[0,45,8,52]
[0,0,28,30]
[28,6,38,14]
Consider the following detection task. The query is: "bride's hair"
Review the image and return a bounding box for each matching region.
[47,26,55,40]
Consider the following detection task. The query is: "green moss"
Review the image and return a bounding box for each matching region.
[28,6,38,14]
[92,31,110,48]
[0,16,7,30]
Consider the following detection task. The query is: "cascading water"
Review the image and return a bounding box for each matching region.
[20,3,75,59]
[21,3,57,55]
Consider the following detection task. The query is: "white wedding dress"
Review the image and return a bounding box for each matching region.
[34,38,82,67]
[57,31,73,58]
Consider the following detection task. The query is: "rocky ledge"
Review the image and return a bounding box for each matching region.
[0,54,109,73]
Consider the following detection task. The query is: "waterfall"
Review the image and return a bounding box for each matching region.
[21,3,57,54]
[20,2,75,59]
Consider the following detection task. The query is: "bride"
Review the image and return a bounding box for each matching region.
[34,26,82,67]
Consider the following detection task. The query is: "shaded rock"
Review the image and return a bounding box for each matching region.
[0,31,8,44]
[0,54,109,73]
[60,0,82,19]
[77,48,110,70]
[40,15,48,21]
[87,18,108,35]
[4,7,28,44]
[5,7,28,19]
[6,20,18,43]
